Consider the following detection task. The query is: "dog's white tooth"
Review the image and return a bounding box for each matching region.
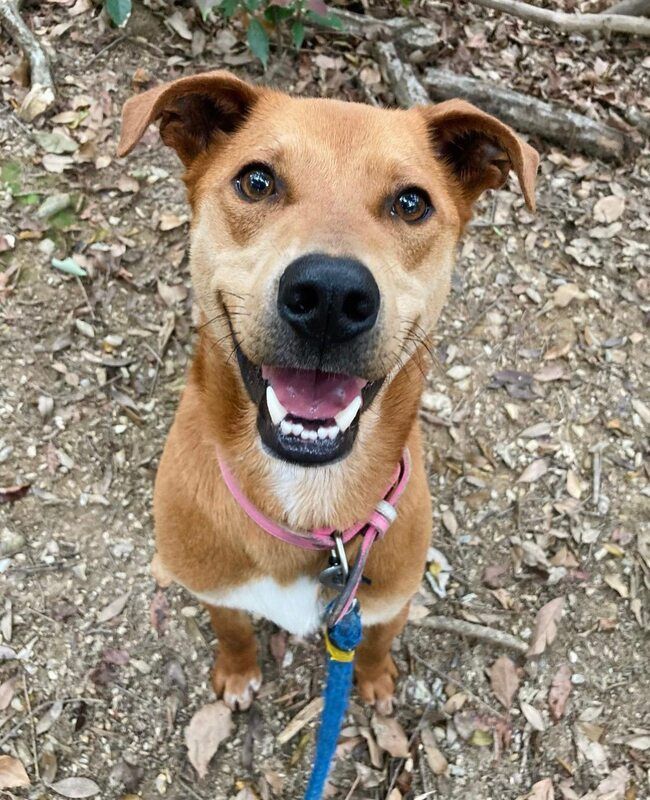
[266,386,288,426]
[300,430,310,440]
[280,420,292,435]
[306,430,318,441]
[334,395,362,432]
[327,425,339,439]
[317,427,328,440]
[291,423,303,436]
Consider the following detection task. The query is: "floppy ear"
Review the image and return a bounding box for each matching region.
[420,99,539,213]
[117,70,259,166]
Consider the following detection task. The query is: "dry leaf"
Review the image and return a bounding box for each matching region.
[527,597,564,657]
[604,573,629,598]
[149,590,170,636]
[593,195,625,224]
[566,470,582,499]
[97,591,130,623]
[185,701,233,778]
[518,459,549,484]
[549,664,572,721]
[371,713,409,758]
[441,509,458,535]
[521,701,546,732]
[490,656,520,709]
[421,726,448,775]
[528,778,555,799]
[159,212,187,231]
[0,756,30,789]
[0,676,17,710]
[553,284,587,308]
[50,777,100,797]
[277,697,323,745]
[157,280,188,307]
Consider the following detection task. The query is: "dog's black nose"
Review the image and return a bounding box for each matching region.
[278,253,380,344]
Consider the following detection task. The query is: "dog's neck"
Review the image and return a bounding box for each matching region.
[189,330,424,531]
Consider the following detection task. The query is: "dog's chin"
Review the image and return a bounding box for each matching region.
[235,344,383,467]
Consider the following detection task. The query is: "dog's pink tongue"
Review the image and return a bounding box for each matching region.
[263,366,366,420]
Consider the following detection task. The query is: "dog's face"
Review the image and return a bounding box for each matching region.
[120,72,537,467]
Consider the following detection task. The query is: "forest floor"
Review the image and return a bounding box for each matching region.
[0,2,648,799]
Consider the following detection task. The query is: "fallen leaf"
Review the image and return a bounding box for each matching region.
[0,676,17,710]
[421,726,448,775]
[157,280,188,307]
[534,362,566,382]
[185,701,233,778]
[527,597,564,658]
[371,713,409,758]
[553,283,587,308]
[441,509,458,535]
[490,656,519,709]
[604,573,629,598]
[269,630,287,665]
[51,257,87,278]
[528,778,554,799]
[625,734,650,750]
[159,211,187,231]
[0,755,30,789]
[549,664,572,721]
[593,195,625,224]
[34,130,78,154]
[19,83,55,121]
[149,590,170,636]
[521,701,546,732]
[97,591,130,623]
[518,459,549,483]
[49,776,100,797]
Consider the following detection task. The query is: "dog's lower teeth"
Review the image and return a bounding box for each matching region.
[291,423,303,436]
[280,420,292,435]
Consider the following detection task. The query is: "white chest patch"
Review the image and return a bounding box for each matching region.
[194,576,324,638]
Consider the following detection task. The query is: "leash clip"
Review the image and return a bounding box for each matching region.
[318,532,349,590]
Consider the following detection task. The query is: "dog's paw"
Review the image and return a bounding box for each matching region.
[212,660,262,711]
[356,655,399,715]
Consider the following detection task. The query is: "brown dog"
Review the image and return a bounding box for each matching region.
[118,71,538,714]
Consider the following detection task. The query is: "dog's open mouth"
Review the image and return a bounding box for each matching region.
[235,346,382,465]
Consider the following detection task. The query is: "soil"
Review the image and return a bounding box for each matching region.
[0,2,648,799]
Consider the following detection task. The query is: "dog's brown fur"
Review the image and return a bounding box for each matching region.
[119,71,538,713]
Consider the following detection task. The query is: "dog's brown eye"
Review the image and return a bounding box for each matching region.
[392,188,432,223]
[236,164,276,201]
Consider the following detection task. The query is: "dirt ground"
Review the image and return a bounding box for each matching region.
[0,2,649,799]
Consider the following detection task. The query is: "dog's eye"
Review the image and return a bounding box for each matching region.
[235,164,276,201]
[392,188,432,223]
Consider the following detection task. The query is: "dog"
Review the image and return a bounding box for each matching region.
[118,71,538,714]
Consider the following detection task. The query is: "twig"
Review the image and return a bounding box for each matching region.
[343,775,360,800]
[0,0,55,118]
[21,673,40,782]
[470,0,650,36]
[421,67,638,161]
[85,33,127,67]
[419,616,529,656]
[410,652,507,721]
[592,450,602,508]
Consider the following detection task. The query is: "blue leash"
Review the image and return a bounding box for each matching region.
[304,603,363,800]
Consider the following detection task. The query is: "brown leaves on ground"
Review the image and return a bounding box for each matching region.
[185,701,233,779]
[526,778,555,799]
[549,664,572,721]
[149,589,170,637]
[0,755,30,789]
[371,713,410,758]
[489,655,520,710]
[527,597,565,658]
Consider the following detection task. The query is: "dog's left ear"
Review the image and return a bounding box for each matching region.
[420,99,539,212]
[117,70,259,166]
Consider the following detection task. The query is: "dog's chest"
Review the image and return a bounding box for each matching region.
[194,576,324,638]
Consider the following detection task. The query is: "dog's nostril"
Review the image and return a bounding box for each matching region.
[342,291,373,323]
[287,284,319,316]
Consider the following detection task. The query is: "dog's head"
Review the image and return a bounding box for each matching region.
[119,71,538,468]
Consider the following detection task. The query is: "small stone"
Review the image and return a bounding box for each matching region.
[447,365,472,381]
[0,528,25,557]
[38,395,54,418]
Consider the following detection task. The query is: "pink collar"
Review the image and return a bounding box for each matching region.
[216,448,411,626]
[216,448,411,551]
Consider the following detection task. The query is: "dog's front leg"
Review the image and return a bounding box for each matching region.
[355,603,409,715]
[205,604,262,710]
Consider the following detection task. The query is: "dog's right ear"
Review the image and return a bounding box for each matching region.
[117,70,259,166]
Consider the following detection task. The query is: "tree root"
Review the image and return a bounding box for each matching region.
[0,0,55,119]
[471,0,650,36]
